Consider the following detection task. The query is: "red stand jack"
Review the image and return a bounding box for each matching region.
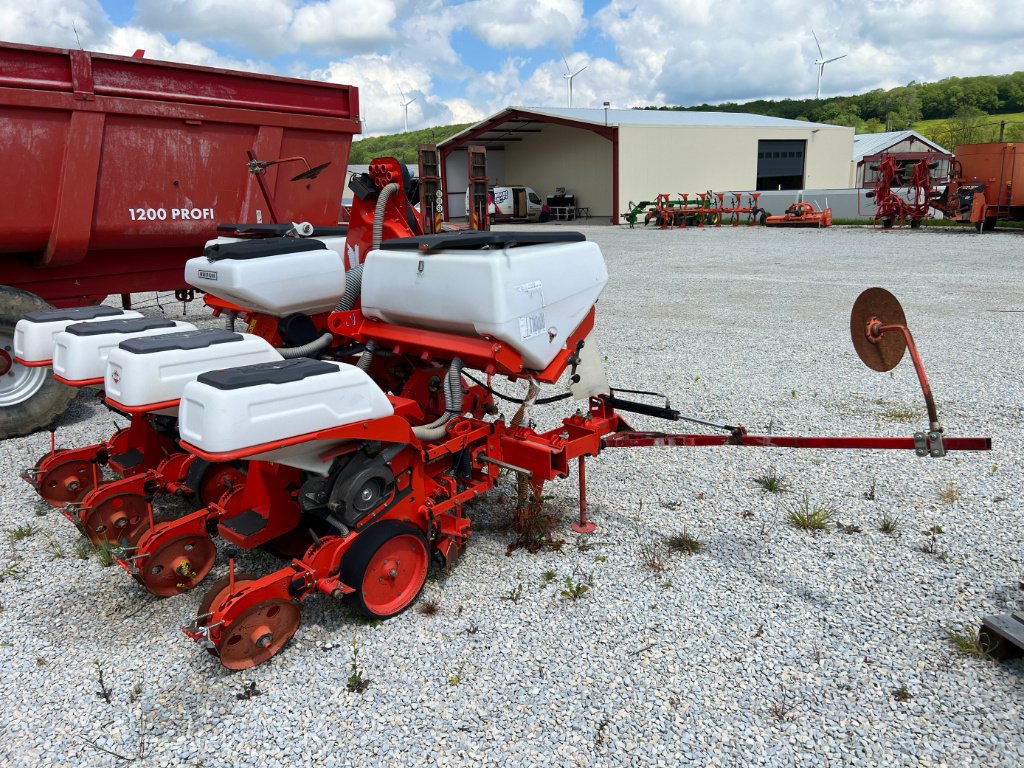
[571,455,597,533]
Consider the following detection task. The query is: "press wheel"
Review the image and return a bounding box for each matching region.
[214,599,301,670]
[36,458,96,506]
[82,492,151,546]
[850,287,908,372]
[185,459,245,508]
[137,534,216,597]
[340,520,429,620]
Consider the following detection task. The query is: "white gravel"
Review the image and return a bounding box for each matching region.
[1,223,1022,767]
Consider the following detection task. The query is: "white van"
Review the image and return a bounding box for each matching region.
[466,186,549,223]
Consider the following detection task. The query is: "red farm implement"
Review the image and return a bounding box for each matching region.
[864,155,939,229]
[763,201,833,228]
[15,154,992,670]
[622,192,766,228]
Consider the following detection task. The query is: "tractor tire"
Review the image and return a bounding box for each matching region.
[882,218,894,229]
[0,286,77,439]
[975,217,997,232]
[909,218,922,229]
[758,211,768,226]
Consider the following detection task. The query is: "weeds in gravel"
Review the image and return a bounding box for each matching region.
[768,684,799,722]
[75,538,92,560]
[560,573,591,600]
[863,477,877,501]
[837,522,862,535]
[892,684,913,702]
[878,512,901,535]
[595,716,610,746]
[502,582,524,603]
[94,660,113,703]
[95,540,116,567]
[944,626,992,658]
[666,530,701,554]
[541,569,557,585]
[346,636,369,693]
[0,563,19,582]
[754,467,788,494]
[235,681,262,701]
[42,531,64,560]
[938,483,960,505]
[7,523,36,544]
[786,494,835,531]
[507,492,563,555]
[417,599,440,617]
[637,533,667,574]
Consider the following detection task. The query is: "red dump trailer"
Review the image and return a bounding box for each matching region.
[0,41,359,437]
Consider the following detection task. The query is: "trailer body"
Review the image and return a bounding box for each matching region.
[0,41,359,438]
[0,41,359,304]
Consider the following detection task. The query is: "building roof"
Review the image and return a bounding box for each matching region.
[852,130,948,162]
[439,106,844,150]
[512,107,839,129]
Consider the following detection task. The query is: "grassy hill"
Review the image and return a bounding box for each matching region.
[912,112,1024,148]
[350,123,473,164]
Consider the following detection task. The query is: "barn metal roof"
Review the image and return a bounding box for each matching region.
[438,106,843,151]
[852,130,948,162]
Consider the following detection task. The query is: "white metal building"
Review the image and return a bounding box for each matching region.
[438,107,854,222]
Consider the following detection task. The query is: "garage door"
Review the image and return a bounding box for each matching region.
[757,140,806,190]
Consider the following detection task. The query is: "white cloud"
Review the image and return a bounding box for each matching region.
[311,53,483,135]
[290,0,398,51]
[0,0,111,49]
[134,1,296,57]
[466,0,585,50]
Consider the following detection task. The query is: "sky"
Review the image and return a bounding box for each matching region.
[2,1,1022,136]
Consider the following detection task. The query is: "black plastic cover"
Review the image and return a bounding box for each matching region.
[215,224,349,237]
[23,305,125,323]
[65,318,177,336]
[196,358,336,390]
[118,329,243,355]
[202,237,327,262]
[380,231,587,254]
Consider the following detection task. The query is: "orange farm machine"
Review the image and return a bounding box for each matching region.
[11,156,995,670]
[763,201,833,228]
[945,142,1024,231]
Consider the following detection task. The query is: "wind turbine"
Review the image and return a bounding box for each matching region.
[399,87,417,132]
[812,29,846,99]
[561,56,588,109]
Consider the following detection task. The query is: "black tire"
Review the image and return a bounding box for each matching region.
[758,211,768,226]
[0,286,77,439]
[340,520,429,620]
[882,218,894,229]
[909,218,922,229]
[975,217,997,233]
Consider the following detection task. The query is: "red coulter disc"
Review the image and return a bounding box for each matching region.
[850,287,909,372]
[215,599,301,670]
[36,458,97,506]
[137,534,216,597]
[359,532,430,618]
[82,492,151,546]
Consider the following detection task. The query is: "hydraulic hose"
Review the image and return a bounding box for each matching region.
[372,183,399,251]
[412,358,464,442]
[276,332,334,359]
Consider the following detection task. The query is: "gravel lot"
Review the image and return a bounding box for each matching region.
[1,224,1021,767]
